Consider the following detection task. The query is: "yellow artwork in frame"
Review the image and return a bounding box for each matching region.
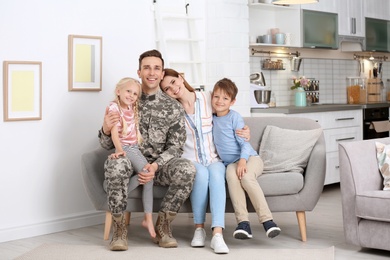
[68,35,102,91]
[3,61,42,121]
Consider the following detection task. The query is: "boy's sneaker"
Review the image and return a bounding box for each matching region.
[233,221,253,239]
[263,220,281,238]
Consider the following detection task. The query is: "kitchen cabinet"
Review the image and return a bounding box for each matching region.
[248,3,301,48]
[300,0,337,13]
[337,0,364,37]
[363,0,390,20]
[302,9,338,49]
[287,110,362,185]
[365,17,390,52]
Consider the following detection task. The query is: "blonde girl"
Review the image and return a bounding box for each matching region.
[107,77,155,239]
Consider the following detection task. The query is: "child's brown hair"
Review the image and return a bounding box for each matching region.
[213,78,238,100]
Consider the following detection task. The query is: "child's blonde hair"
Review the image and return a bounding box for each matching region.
[114,77,143,143]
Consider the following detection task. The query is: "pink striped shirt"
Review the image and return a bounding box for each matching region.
[108,102,137,146]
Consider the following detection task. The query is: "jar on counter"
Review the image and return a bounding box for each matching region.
[346,77,366,104]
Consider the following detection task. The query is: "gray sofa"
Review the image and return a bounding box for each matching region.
[81,116,326,242]
[339,138,390,251]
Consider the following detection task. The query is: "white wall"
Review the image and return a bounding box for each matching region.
[0,0,156,242]
[0,0,251,242]
[206,0,251,116]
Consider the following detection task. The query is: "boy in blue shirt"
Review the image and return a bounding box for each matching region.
[211,78,281,240]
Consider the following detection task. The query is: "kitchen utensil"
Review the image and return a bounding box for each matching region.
[290,57,302,71]
[254,90,271,108]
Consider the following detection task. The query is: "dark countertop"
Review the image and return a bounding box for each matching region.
[251,102,390,114]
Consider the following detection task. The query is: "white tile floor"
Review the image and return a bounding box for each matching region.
[1,184,390,259]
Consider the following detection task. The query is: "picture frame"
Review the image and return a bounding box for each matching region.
[68,35,102,91]
[3,61,42,121]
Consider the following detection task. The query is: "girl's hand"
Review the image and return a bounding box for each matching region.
[236,125,250,141]
[109,151,126,159]
[236,159,247,180]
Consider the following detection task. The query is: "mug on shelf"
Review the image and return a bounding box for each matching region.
[285,33,292,45]
[262,34,272,44]
[275,33,285,44]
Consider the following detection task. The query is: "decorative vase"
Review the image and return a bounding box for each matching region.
[295,87,307,107]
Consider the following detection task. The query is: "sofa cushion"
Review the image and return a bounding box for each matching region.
[127,172,304,199]
[375,142,390,190]
[258,171,304,196]
[356,190,390,222]
[259,125,322,174]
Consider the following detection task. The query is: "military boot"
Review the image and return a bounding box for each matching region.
[154,211,178,248]
[109,213,128,251]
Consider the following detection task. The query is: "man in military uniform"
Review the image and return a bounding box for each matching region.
[99,49,196,250]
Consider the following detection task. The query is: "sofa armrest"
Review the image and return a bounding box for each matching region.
[297,132,326,210]
[339,139,387,194]
[81,147,113,211]
[338,138,390,245]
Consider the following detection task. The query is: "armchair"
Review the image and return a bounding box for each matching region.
[339,138,390,251]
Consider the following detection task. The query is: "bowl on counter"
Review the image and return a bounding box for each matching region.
[254,90,271,105]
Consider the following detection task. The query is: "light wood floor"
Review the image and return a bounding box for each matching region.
[1,184,390,259]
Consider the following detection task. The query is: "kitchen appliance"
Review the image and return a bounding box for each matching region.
[363,107,389,140]
[250,72,271,108]
[250,72,265,86]
[254,90,272,109]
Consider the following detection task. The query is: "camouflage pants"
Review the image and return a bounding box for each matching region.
[104,156,133,214]
[104,157,196,214]
[155,158,195,213]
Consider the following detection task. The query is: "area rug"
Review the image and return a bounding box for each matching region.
[15,243,334,260]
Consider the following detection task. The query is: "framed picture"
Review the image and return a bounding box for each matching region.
[3,61,42,121]
[68,35,102,91]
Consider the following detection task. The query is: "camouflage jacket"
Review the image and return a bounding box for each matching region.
[99,89,186,170]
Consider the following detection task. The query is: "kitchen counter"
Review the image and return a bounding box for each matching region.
[251,102,390,114]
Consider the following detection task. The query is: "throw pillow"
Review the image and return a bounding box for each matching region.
[374,142,390,191]
[259,125,322,174]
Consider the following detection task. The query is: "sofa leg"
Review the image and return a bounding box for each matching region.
[124,212,131,226]
[296,211,307,242]
[104,211,112,240]
[104,211,131,240]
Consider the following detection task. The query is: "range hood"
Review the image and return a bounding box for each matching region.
[339,35,365,52]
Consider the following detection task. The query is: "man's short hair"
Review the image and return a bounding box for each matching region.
[138,49,164,70]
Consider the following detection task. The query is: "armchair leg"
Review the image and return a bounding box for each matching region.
[103,211,132,240]
[296,211,307,242]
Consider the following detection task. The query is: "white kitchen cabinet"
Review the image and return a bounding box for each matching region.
[363,0,390,20]
[337,0,364,37]
[300,0,337,13]
[248,3,301,48]
[288,109,362,185]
